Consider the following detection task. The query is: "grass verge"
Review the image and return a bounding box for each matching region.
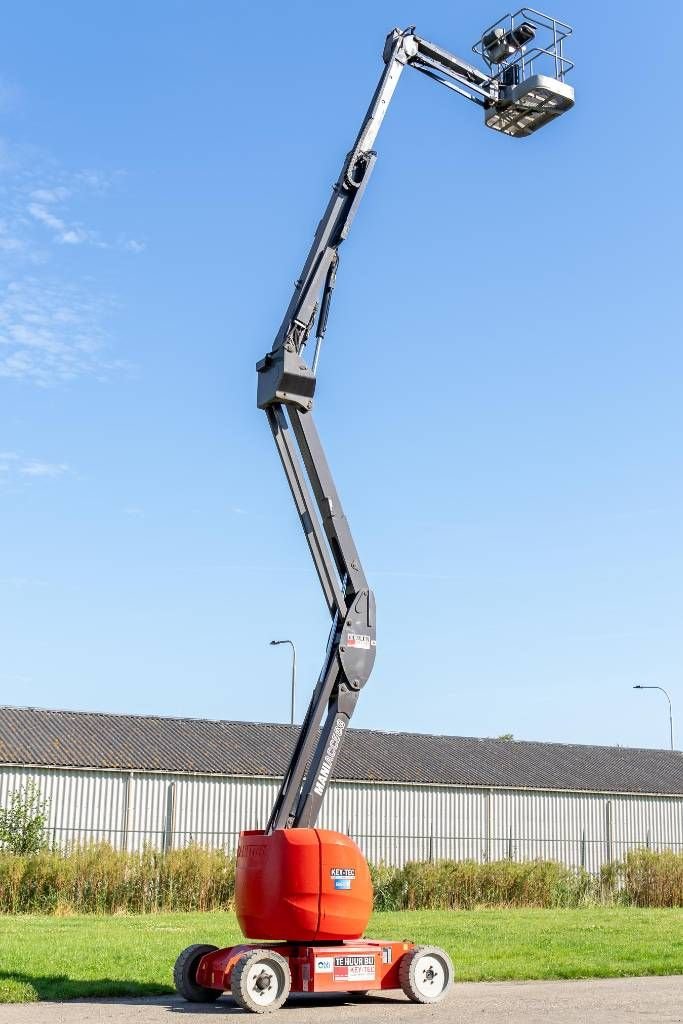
[0,907,681,1002]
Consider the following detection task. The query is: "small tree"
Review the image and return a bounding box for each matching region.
[0,782,50,854]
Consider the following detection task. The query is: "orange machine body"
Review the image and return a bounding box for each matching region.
[235,828,372,942]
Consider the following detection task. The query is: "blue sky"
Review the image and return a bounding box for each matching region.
[1,0,681,750]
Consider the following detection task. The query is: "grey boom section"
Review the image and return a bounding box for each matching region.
[255,16,574,831]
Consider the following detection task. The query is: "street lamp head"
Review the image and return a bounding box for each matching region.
[269,639,296,726]
[632,684,674,750]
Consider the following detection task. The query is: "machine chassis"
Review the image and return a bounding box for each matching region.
[176,940,454,1013]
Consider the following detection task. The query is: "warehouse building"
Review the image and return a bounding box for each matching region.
[0,705,681,872]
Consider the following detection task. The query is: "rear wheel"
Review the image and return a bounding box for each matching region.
[174,943,221,1002]
[399,945,454,1004]
[231,948,291,1014]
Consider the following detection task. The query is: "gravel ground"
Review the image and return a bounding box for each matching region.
[0,977,681,1023]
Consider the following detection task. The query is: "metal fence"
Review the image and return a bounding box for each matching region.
[2,765,682,873]
[40,824,683,869]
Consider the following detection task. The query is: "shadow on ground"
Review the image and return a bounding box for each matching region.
[0,973,407,1012]
[162,993,407,1014]
[0,972,169,1004]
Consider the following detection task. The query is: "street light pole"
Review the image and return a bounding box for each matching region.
[270,640,296,725]
[633,685,675,751]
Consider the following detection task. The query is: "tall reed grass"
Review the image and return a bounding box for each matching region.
[0,844,680,914]
[603,849,683,908]
[0,844,235,915]
[370,858,598,910]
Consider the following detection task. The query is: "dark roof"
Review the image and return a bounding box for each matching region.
[0,705,681,795]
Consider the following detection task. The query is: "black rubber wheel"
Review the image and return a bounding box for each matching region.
[231,948,291,1014]
[174,943,221,1002]
[398,945,454,1004]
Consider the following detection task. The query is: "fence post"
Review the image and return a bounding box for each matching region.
[485,788,493,862]
[605,800,613,866]
[508,824,514,861]
[163,782,176,854]
[122,772,134,852]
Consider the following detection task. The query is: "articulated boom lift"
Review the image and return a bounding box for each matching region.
[175,9,574,1014]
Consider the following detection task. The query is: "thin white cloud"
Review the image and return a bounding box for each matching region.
[0,277,119,385]
[0,452,70,483]
[28,202,92,246]
[0,220,27,254]
[27,202,65,230]
[0,136,143,257]
[19,460,69,477]
[30,187,71,204]
[27,203,64,230]
[75,168,121,192]
[123,238,145,253]
[61,228,91,245]
[0,130,142,386]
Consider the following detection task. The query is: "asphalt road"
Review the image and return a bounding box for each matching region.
[0,977,680,1024]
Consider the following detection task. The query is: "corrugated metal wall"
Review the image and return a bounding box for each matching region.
[1,765,681,871]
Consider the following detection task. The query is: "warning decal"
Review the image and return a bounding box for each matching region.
[346,633,373,650]
[333,955,376,983]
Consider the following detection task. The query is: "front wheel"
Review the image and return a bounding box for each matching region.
[231,948,292,1014]
[174,943,221,1002]
[399,945,454,1004]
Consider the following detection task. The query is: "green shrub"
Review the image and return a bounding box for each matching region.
[0,783,50,855]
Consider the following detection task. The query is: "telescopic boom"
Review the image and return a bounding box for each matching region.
[257,14,574,832]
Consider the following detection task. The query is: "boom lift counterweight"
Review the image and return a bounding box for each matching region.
[175,9,574,1013]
